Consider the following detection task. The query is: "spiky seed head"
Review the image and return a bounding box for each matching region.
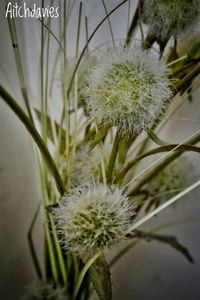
[53,183,134,254]
[148,161,185,199]
[71,147,102,185]
[83,46,172,135]
[20,281,67,300]
[142,0,200,41]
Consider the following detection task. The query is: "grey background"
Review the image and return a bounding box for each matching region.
[0,1,200,299]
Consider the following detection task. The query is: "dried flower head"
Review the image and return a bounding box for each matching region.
[84,47,171,135]
[145,162,185,211]
[142,0,200,42]
[71,147,101,185]
[57,147,102,187]
[20,281,67,300]
[53,183,134,254]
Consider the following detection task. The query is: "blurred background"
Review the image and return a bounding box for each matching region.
[0,1,200,299]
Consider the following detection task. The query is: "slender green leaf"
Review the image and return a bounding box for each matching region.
[187,42,200,61]
[86,254,112,300]
[34,108,66,152]
[89,125,111,150]
[147,130,168,146]
[0,85,65,195]
[135,230,194,263]
[116,143,200,180]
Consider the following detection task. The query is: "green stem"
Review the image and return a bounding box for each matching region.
[45,221,59,285]
[0,85,65,195]
[38,154,60,285]
[101,0,115,47]
[127,130,200,195]
[126,179,200,234]
[125,0,139,46]
[49,215,68,285]
[117,143,200,180]
[106,130,120,183]
[28,202,43,279]
[7,16,34,123]
[174,63,200,93]
[73,251,101,299]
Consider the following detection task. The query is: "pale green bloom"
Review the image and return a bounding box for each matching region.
[84,46,171,135]
[142,0,200,41]
[53,183,134,254]
[148,162,185,198]
[145,162,185,211]
[71,147,101,185]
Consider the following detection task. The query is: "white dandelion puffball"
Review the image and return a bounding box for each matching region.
[71,147,101,185]
[53,183,134,254]
[84,47,172,135]
[20,281,67,300]
[142,0,200,41]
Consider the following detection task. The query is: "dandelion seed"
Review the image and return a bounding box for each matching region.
[83,46,172,135]
[53,183,134,254]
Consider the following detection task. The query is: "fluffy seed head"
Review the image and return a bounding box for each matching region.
[142,0,200,41]
[143,162,185,211]
[53,183,134,254]
[148,162,185,198]
[71,147,101,185]
[20,281,67,300]
[84,47,171,135]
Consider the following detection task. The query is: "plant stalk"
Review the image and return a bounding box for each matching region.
[0,85,65,195]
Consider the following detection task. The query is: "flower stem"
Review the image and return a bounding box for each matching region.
[73,251,102,299]
[117,143,200,180]
[126,179,200,234]
[45,222,60,285]
[129,133,200,196]
[7,16,34,123]
[126,128,200,193]
[106,130,121,183]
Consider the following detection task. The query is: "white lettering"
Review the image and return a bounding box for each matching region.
[5,2,12,18]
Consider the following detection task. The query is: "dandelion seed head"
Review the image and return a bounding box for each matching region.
[84,47,171,135]
[148,162,185,198]
[53,183,134,254]
[71,147,101,185]
[142,0,200,41]
[142,162,186,211]
[20,281,67,300]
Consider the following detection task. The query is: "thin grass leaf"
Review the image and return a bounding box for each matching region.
[67,0,128,96]
[125,0,140,45]
[187,41,200,61]
[101,0,115,47]
[109,240,139,267]
[34,108,66,148]
[28,202,43,279]
[7,15,34,123]
[147,130,168,146]
[82,253,112,300]
[37,18,64,52]
[106,130,121,182]
[116,144,200,180]
[0,85,65,195]
[174,64,200,94]
[135,230,194,263]
[89,124,111,150]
